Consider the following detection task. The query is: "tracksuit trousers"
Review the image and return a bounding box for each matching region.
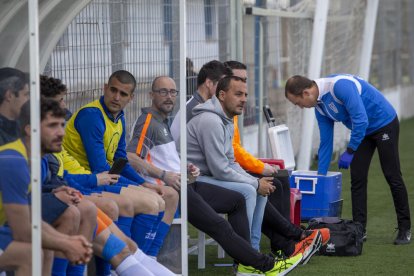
[261,176,303,255]
[350,116,411,231]
[187,182,275,272]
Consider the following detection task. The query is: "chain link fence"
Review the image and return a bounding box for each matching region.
[44,0,414,180]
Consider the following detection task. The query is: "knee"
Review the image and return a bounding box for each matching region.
[142,194,163,214]
[162,186,179,205]
[245,185,258,199]
[144,191,165,212]
[272,178,283,190]
[99,198,120,221]
[61,205,81,233]
[78,199,98,222]
[116,196,134,217]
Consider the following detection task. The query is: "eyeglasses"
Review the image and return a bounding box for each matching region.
[153,88,179,97]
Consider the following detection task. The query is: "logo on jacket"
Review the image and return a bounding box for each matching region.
[326,242,336,253]
[163,128,169,137]
[328,102,338,113]
[145,231,156,240]
[382,133,390,141]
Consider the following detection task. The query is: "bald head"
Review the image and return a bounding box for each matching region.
[150,76,177,117]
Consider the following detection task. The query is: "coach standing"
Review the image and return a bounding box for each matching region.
[285,74,411,245]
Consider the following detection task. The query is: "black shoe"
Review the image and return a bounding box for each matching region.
[394,228,411,245]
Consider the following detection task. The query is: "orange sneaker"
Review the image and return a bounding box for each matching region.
[292,230,322,265]
[305,228,330,245]
[317,228,330,245]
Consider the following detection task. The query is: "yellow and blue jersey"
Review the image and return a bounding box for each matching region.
[0,139,31,226]
[63,96,144,184]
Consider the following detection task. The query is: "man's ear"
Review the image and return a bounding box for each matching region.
[205,78,213,90]
[217,90,225,101]
[302,89,310,97]
[24,124,31,138]
[3,90,12,101]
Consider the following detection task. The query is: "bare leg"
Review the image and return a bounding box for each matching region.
[85,195,119,221]
[0,241,32,276]
[76,199,98,242]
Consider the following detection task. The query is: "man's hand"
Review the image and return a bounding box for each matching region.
[187,163,200,184]
[257,177,275,196]
[96,171,120,185]
[262,163,279,176]
[62,235,93,264]
[338,151,354,169]
[52,186,82,205]
[143,183,164,196]
[163,171,181,191]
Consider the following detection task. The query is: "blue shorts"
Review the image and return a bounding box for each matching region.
[0,226,13,251]
[42,193,69,224]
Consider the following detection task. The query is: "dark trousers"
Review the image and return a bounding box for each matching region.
[261,176,302,255]
[350,116,411,230]
[188,182,274,272]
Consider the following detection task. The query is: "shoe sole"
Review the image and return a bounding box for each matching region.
[301,231,323,265]
[236,273,263,276]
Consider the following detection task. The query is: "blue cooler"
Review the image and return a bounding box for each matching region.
[289,171,343,220]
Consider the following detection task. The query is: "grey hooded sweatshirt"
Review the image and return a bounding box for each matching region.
[187,95,258,189]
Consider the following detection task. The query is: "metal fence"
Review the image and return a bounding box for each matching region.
[44,0,231,141]
[371,0,414,89]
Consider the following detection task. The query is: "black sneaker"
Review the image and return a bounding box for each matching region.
[394,228,411,245]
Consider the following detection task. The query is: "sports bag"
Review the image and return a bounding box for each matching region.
[307,216,364,256]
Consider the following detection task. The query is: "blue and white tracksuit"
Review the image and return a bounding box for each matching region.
[315,74,410,230]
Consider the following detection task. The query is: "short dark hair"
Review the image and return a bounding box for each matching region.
[0,67,29,105]
[224,60,247,70]
[40,75,67,98]
[41,97,66,121]
[284,75,314,97]
[108,70,137,93]
[19,98,67,137]
[215,75,246,97]
[197,60,232,88]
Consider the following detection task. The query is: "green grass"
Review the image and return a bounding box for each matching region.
[188,117,414,275]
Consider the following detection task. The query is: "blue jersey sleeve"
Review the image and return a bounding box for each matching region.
[74,108,112,173]
[333,79,368,151]
[316,110,334,175]
[0,153,29,205]
[63,171,97,189]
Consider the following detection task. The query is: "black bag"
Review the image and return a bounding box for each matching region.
[307,217,364,256]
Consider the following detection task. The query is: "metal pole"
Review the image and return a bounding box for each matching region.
[258,19,264,156]
[28,0,42,274]
[358,0,379,80]
[178,0,188,275]
[296,0,329,170]
[230,0,237,60]
[235,0,245,134]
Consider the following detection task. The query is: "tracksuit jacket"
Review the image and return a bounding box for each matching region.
[315,74,396,175]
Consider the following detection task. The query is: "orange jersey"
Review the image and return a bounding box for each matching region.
[233,116,265,174]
